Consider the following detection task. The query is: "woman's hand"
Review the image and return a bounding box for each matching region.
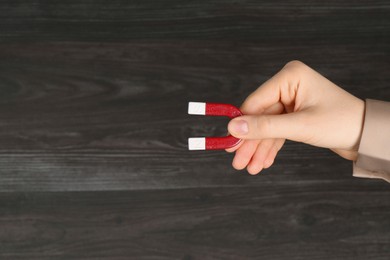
[227,60,365,175]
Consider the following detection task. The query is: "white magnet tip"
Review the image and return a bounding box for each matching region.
[188,102,206,115]
[188,137,206,150]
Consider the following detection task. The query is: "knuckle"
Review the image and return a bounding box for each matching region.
[282,60,308,76]
[284,60,305,69]
[279,60,310,94]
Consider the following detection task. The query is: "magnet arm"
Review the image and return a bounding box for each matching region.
[188,102,242,118]
[188,136,242,150]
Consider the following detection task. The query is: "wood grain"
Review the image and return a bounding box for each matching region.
[0,186,389,259]
[0,42,388,191]
[0,0,389,259]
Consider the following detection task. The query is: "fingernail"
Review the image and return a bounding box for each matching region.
[231,120,248,135]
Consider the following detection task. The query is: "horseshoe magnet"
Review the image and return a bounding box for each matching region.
[188,102,243,150]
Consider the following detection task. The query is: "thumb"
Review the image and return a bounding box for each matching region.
[227,113,308,142]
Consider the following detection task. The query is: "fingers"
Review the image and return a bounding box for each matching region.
[225,139,243,153]
[245,138,285,175]
[246,139,274,175]
[228,63,309,142]
[240,78,280,114]
[261,101,285,115]
[231,140,260,170]
[226,102,284,153]
[264,138,285,168]
[227,61,311,174]
[240,61,304,114]
[228,112,309,143]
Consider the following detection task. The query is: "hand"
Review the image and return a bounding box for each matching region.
[226,60,365,175]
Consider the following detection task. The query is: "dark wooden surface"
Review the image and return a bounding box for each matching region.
[0,1,389,259]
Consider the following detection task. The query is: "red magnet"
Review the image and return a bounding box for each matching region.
[188,102,243,150]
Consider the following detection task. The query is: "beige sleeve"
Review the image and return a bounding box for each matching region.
[353,99,390,183]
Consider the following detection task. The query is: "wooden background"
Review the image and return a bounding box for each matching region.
[0,0,389,259]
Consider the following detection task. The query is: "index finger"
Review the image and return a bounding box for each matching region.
[240,61,303,114]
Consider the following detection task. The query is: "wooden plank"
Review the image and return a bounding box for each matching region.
[0,1,388,259]
[0,186,389,259]
[0,42,388,191]
[0,1,389,43]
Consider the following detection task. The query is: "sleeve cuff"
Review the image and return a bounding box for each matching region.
[353,99,390,183]
[353,162,390,183]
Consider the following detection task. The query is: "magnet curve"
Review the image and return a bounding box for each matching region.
[188,102,243,150]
